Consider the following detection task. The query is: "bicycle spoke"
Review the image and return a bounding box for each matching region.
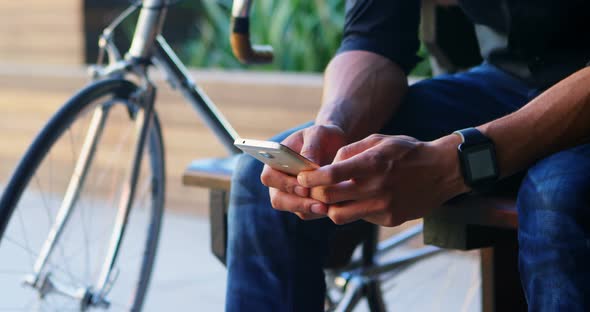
[16,209,35,270]
[34,173,79,282]
[35,175,54,230]
[0,85,163,310]
[2,236,84,286]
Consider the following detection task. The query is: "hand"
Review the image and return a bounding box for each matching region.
[297,134,469,226]
[260,124,348,220]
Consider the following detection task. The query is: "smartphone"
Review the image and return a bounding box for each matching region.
[234,138,319,176]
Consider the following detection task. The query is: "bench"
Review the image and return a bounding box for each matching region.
[183,156,526,312]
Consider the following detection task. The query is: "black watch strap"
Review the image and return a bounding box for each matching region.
[453,127,491,146]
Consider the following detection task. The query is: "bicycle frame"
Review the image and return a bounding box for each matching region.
[152,37,241,155]
[129,0,241,155]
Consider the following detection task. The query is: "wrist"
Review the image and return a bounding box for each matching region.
[431,134,471,198]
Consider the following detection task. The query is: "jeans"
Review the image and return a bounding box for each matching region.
[225,63,590,311]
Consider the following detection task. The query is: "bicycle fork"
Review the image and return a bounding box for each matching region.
[24,85,157,310]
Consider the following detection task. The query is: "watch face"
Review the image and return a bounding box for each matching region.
[459,143,499,184]
[466,148,496,180]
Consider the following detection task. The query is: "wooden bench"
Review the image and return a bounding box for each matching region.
[182,157,526,312]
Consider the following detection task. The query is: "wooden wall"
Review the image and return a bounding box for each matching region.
[0,1,83,65]
[0,64,322,215]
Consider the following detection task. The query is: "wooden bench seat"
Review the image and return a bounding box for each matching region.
[183,157,237,191]
[424,196,517,250]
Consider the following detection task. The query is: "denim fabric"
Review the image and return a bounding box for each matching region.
[517,144,590,311]
[225,63,590,311]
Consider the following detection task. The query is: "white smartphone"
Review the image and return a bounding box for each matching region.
[234,138,319,176]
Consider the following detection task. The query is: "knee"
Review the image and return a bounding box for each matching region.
[227,154,270,241]
[229,153,270,221]
[388,80,455,141]
[232,153,264,187]
[517,149,590,240]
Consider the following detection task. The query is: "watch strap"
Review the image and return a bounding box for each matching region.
[453,127,491,146]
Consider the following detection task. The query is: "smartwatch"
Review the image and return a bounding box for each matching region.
[453,127,499,191]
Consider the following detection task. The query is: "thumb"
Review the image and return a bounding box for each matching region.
[299,134,323,165]
[281,132,304,154]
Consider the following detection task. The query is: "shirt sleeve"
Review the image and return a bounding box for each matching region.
[337,0,422,74]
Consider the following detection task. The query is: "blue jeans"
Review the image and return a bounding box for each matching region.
[225,63,590,311]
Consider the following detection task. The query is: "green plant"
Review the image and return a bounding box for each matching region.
[183,0,431,76]
[186,0,345,72]
[412,43,433,77]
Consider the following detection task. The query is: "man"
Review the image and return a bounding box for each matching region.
[226,1,590,311]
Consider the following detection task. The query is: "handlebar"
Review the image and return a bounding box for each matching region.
[230,0,274,65]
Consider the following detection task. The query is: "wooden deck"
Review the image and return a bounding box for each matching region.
[0,64,322,215]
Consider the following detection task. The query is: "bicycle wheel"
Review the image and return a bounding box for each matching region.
[0,79,165,311]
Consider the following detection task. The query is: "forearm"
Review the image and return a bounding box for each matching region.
[478,67,590,178]
[316,50,408,142]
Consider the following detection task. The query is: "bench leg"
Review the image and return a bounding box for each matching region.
[480,232,527,312]
[210,189,229,265]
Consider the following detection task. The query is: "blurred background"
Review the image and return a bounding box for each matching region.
[0,1,484,311]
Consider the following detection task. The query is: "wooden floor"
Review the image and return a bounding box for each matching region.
[0,63,322,215]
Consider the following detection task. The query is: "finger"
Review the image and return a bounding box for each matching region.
[261,165,309,197]
[333,134,385,162]
[328,199,403,227]
[326,200,374,225]
[295,212,326,221]
[298,151,379,187]
[309,180,376,204]
[269,188,328,215]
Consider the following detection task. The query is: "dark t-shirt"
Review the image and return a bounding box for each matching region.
[338,0,590,87]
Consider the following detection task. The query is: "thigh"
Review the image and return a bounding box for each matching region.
[517,143,590,310]
[384,63,539,141]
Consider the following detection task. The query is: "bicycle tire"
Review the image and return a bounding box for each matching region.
[0,78,165,311]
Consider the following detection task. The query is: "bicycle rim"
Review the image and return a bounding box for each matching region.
[0,79,165,311]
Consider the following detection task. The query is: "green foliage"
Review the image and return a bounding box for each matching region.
[412,44,433,77]
[185,0,345,72]
[181,0,431,75]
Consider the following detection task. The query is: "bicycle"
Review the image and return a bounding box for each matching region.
[0,0,443,310]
